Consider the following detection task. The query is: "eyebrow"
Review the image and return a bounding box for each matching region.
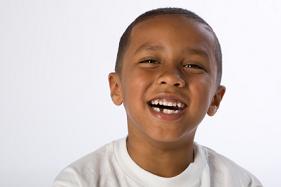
[134,43,209,59]
[185,48,209,59]
[134,43,164,54]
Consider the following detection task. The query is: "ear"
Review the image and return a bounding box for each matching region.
[207,85,226,116]
[108,72,123,105]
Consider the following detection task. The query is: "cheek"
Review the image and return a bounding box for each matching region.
[122,69,153,105]
[121,72,152,128]
[189,77,214,109]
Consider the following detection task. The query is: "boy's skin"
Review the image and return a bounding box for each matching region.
[108,14,225,178]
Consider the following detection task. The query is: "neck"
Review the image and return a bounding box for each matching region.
[126,133,195,177]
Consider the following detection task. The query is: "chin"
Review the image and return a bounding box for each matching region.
[146,124,198,145]
[147,131,193,145]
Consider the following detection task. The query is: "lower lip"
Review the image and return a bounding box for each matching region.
[148,106,185,121]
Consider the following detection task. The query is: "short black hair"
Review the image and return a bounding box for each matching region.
[115,7,222,84]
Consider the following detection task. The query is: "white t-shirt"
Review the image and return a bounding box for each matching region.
[53,138,262,187]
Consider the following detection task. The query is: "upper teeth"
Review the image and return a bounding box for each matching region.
[151,99,184,108]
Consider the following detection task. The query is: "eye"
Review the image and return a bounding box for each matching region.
[183,63,206,72]
[183,64,202,69]
[139,59,159,64]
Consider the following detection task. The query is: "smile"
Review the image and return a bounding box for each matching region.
[147,98,186,115]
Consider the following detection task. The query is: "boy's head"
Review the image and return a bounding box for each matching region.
[109,8,225,143]
[115,8,222,85]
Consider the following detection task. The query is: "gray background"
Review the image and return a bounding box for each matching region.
[0,0,280,186]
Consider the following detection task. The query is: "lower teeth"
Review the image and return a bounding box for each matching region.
[152,107,179,114]
[153,107,160,112]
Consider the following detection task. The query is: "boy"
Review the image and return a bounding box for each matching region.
[53,8,262,187]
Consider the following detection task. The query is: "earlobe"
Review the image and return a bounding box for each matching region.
[207,106,217,116]
[108,72,123,105]
[207,85,226,116]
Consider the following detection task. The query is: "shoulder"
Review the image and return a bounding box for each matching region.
[197,144,263,187]
[53,139,122,187]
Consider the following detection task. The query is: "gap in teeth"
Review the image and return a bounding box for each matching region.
[152,107,180,114]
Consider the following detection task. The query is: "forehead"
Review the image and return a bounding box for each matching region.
[126,14,216,59]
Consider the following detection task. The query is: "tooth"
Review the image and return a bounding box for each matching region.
[163,101,168,106]
[167,102,173,106]
[159,100,163,105]
[163,109,173,114]
[155,100,159,105]
[153,107,160,112]
[177,102,183,108]
[172,103,177,107]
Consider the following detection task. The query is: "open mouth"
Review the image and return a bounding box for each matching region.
[147,98,186,114]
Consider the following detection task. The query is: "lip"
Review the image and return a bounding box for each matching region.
[147,93,188,121]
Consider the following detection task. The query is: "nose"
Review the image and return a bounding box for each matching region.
[157,68,186,88]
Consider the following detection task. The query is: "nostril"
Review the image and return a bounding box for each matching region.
[174,83,181,87]
[158,71,185,87]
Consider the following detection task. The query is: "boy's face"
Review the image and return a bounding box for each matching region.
[109,15,225,144]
